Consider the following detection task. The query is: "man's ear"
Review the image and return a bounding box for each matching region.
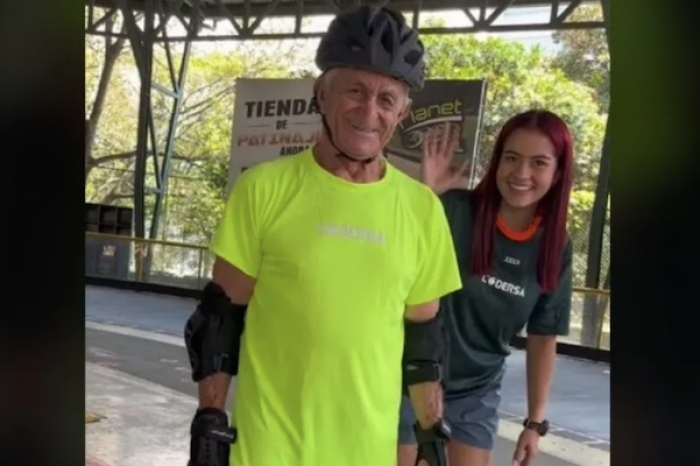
[398,98,412,121]
[313,79,326,115]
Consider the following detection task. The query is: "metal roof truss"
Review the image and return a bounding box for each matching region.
[85,0,604,42]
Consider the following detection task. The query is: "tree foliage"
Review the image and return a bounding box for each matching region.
[552,4,610,111]
[85,20,312,240]
[85,16,136,192]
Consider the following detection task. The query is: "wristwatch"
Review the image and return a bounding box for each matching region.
[523,418,549,437]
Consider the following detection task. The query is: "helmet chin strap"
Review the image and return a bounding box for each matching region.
[320,113,380,165]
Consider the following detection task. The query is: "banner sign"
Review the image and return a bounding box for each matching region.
[227,78,487,194]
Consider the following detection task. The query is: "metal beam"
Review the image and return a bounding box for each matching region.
[585,121,609,289]
[585,0,610,289]
[578,0,610,348]
[86,0,605,41]
[600,0,610,295]
[601,0,610,50]
[91,0,598,17]
[150,37,192,241]
[114,0,154,240]
[108,0,193,249]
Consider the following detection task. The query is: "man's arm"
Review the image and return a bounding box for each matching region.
[184,167,265,465]
[404,300,443,428]
[405,300,440,324]
[197,258,256,410]
[402,191,461,427]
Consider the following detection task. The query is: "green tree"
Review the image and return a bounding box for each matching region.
[85,10,139,201]
[85,25,312,237]
[85,32,313,279]
[162,44,311,244]
[552,4,610,111]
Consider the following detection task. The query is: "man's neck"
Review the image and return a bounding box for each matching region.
[312,139,386,184]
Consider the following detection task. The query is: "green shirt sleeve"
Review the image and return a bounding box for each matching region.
[527,239,573,336]
[406,191,463,306]
[209,169,264,279]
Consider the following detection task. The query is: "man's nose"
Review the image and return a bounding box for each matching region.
[356,96,379,117]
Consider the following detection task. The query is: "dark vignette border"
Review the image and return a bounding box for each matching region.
[611,0,700,465]
[2,0,698,464]
[0,1,86,465]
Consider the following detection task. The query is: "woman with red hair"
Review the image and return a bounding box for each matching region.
[398,110,574,466]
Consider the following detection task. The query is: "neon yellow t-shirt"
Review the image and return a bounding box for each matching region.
[210,149,461,466]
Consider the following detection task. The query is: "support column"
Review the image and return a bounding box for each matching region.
[149,39,193,240]
[115,0,194,282]
[115,0,193,242]
[116,0,154,240]
[580,0,611,348]
[601,0,610,49]
[585,0,611,290]
[585,131,609,290]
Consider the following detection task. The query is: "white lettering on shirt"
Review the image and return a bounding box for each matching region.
[481,274,525,297]
[317,223,386,245]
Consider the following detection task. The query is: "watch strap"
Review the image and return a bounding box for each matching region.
[523,418,549,436]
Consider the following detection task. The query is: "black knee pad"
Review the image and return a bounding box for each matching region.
[184,281,247,382]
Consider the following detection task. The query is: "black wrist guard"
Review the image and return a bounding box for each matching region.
[188,407,237,466]
[414,419,451,466]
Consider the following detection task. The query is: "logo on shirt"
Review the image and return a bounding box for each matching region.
[481,275,525,297]
[503,256,520,266]
[317,223,386,245]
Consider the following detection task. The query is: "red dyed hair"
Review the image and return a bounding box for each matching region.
[470,110,574,293]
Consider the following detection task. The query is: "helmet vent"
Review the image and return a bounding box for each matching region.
[404,49,422,66]
[380,31,395,56]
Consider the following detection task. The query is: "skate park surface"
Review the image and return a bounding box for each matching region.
[85,285,610,466]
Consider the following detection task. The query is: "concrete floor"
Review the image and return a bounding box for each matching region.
[86,286,610,443]
[85,285,610,465]
[86,363,194,466]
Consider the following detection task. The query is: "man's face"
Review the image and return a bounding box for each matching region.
[316,67,411,160]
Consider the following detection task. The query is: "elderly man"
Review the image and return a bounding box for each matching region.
[184,6,461,466]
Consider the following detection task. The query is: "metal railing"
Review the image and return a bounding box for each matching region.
[85,232,610,350]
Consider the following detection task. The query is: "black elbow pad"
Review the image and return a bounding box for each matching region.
[184,281,247,382]
[402,314,447,387]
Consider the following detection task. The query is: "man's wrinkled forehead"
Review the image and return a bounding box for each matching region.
[331,67,409,96]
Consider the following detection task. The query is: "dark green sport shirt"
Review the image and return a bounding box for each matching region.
[440,189,573,397]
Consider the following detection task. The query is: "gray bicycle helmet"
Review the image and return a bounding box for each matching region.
[316,6,425,91]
